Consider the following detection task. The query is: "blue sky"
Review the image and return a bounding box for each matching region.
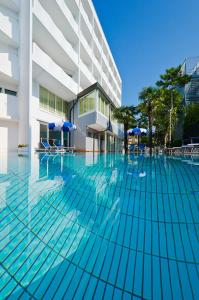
[93,0,199,105]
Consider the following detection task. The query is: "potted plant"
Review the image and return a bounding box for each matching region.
[18,144,29,155]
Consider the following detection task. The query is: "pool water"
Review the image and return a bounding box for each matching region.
[0,152,198,299]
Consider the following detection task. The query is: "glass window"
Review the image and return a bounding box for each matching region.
[39,86,67,118]
[49,92,55,112]
[63,101,68,118]
[40,86,48,108]
[5,89,17,96]
[56,96,63,115]
[40,123,48,141]
[98,92,109,118]
[79,90,96,115]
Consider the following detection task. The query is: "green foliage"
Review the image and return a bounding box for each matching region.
[153,88,183,145]
[183,103,199,138]
[113,106,137,128]
[170,139,183,147]
[156,65,191,89]
[113,106,137,153]
[138,87,160,153]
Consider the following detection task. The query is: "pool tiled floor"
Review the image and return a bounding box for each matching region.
[0,153,198,299]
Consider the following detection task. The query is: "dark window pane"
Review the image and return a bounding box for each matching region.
[5,89,17,96]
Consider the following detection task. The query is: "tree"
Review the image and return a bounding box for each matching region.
[156,65,191,143]
[153,88,183,146]
[138,87,158,155]
[156,65,191,88]
[113,106,137,154]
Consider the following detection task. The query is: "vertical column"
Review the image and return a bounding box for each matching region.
[18,0,32,152]
[77,0,81,93]
[91,9,94,76]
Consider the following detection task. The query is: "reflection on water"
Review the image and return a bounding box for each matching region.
[0,152,198,299]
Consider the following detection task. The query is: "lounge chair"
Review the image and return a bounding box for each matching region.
[53,140,63,151]
[53,140,75,153]
[41,140,57,152]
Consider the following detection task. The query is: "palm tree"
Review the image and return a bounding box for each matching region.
[138,87,158,155]
[113,106,137,154]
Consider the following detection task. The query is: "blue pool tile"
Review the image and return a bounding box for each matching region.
[152,256,162,300]
[143,254,152,299]
[125,249,136,293]
[63,268,83,299]
[108,244,122,285]
[53,264,76,299]
[169,260,183,300]
[43,259,70,299]
[100,242,115,281]
[161,258,173,300]
[103,283,114,299]
[116,247,129,289]
[0,153,198,299]
[133,252,143,297]
[73,272,90,299]
[83,276,98,299]
[112,287,123,300]
[93,280,106,300]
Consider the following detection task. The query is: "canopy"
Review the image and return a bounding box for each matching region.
[48,121,77,132]
[128,127,148,136]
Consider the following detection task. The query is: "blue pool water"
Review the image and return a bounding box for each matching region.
[0,152,198,299]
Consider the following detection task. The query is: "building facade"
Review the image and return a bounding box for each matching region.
[181,57,199,103]
[0,0,123,153]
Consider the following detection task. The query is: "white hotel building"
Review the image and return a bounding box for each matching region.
[0,0,123,153]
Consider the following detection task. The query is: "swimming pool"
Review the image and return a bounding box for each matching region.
[0,152,198,299]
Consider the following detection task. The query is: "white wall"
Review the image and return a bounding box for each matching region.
[0,4,19,46]
[0,93,18,120]
[0,120,18,151]
[0,43,19,82]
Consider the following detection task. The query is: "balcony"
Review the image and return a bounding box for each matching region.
[80,31,92,60]
[32,43,78,100]
[0,44,19,84]
[80,4,93,37]
[80,59,95,89]
[0,6,19,47]
[0,93,18,121]
[39,0,78,45]
[33,0,78,74]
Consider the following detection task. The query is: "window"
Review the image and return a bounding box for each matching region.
[87,131,93,138]
[79,90,96,116]
[98,92,109,118]
[49,92,55,112]
[56,96,62,115]
[5,89,17,96]
[40,123,48,141]
[63,101,69,118]
[110,107,117,124]
[40,86,48,109]
[39,86,68,118]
